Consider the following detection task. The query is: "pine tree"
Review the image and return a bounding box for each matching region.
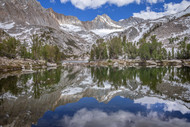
[172,47,174,59]
[168,51,171,60]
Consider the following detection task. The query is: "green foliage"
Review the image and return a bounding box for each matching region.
[138,35,167,60]
[90,48,95,61]
[168,37,179,44]
[42,45,64,63]
[126,41,138,59]
[177,37,190,59]
[90,41,108,60]
[30,35,65,63]
[0,37,32,59]
[31,35,43,60]
[19,41,31,59]
[172,47,175,59]
[161,48,167,60]
[90,66,168,91]
[90,35,170,61]
[0,35,65,62]
[0,68,62,98]
[168,51,171,60]
[91,35,188,61]
[0,37,20,58]
[107,59,112,63]
[90,37,126,60]
[139,43,151,60]
[122,36,127,52]
[108,37,123,59]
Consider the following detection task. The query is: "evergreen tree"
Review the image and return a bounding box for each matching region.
[0,37,19,58]
[108,37,122,59]
[139,43,151,60]
[168,51,171,60]
[126,41,138,59]
[177,37,190,59]
[172,47,174,59]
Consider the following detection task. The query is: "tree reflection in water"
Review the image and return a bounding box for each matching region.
[90,66,190,93]
[0,68,62,100]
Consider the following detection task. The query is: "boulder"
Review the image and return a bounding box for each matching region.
[47,62,57,67]
[146,60,157,65]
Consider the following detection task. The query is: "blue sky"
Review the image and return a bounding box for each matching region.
[37,0,190,21]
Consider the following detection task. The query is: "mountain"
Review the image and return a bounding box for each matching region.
[0,0,189,58]
[84,14,122,30]
[103,6,190,53]
[117,17,144,27]
[0,0,59,28]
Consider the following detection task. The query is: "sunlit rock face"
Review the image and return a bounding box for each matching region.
[0,0,59,28]
[0,66,190,126]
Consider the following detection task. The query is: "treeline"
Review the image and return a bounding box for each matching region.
[0,35,65,63]
[90,35,190,61]
[31,35,65,63]
[91,66,190,91]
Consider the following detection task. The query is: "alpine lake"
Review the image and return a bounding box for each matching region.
[0,65,190,127]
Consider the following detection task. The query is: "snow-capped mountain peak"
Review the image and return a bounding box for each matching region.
[93,14,122,29]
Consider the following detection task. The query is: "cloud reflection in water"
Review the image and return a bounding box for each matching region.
[59,108,190,127]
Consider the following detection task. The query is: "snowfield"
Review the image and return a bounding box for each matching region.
[0,22,15,29]
[60,24,83,32]
[91,29,124,37]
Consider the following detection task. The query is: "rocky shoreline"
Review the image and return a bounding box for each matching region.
[0,57,57,72]
[1,57,190,73]
[63,59,190,67]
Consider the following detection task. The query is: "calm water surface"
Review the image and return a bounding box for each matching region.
[0,66,190,127]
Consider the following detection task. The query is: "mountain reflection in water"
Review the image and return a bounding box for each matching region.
[0,66,190,127]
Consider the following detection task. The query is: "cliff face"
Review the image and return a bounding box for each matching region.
[82,14,123,30]
[0,0,59,28]
[48,8,83,26]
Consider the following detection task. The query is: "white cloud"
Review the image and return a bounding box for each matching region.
[133,0,190,19]
[58,108,190,127]
[69,0,107,10]
[134,96,190,114]
[60,0,165,10]
[60,0,69,3]
[147,0,165,4]
[50,0,55,3]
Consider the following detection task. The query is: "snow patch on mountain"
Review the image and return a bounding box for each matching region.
[171,6,190,19]
[119,19,124,22]
[0,22,15,29]
[133,23,153,42]
[61,87,84,96]
[60,24,83,32]
[59,24,98,44]
[91,29,124,37]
